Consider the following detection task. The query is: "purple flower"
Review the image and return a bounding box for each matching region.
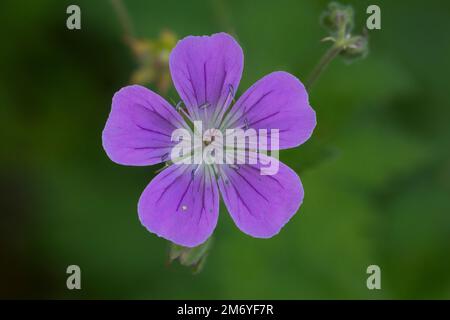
[102,33,316,247]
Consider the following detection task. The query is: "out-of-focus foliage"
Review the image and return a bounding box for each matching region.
[129,30,177,93]
[0,0,449,299]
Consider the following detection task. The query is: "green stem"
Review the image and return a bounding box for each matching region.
[305,44,342,90]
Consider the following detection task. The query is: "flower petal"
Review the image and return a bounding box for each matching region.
[218,156,303,238]
[102,85,187,166]
[169,33,244,127]
[138,164,219,247]
[222,71,316,149]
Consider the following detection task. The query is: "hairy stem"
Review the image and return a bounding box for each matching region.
[305,44,342,90]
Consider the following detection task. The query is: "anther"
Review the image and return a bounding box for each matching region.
[228,84,235,97]
[175,101,184,111]
[176,100,194,122]
[244,118,249,130]
[228,84,236,103]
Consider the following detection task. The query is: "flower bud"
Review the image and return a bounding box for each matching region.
[320,2,354,36]
[340,35,369,62]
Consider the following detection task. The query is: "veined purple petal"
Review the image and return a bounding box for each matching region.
[169,33,244,127]
[138,164,219,247]
[102,85,187,166]
[218,155,303,238]
[222,71,316,149]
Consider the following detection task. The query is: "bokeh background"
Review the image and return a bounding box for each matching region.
[1,0,450,299]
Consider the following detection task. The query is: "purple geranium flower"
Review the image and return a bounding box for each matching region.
[102,33,316,247]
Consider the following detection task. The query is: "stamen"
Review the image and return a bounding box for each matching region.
[176,100,194,122]
[161,152,169,161]
[175,100,184,111]
[224,176,230,185]
[200,103,211,125]
[216,85,241,129]
[211,83,237,129]
[191,165,203,180]
[154,162,169,173]
[228,84,236,103]
[243,118,249,130]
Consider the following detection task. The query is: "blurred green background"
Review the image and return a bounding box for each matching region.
[1,0,450,299]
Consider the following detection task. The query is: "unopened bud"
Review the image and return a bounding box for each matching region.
[320,2,354,36]
[340,35,369,62]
